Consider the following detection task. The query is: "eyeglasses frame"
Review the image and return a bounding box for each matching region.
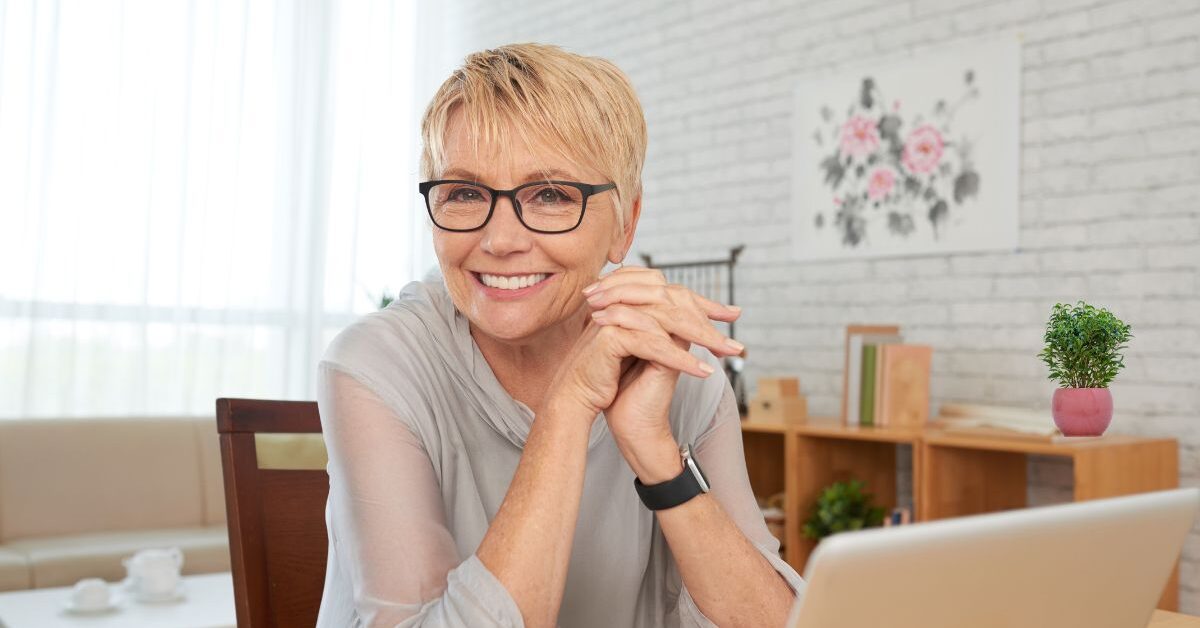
[418,179,617,234]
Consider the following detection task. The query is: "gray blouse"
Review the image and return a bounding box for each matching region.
[314,268,806,627]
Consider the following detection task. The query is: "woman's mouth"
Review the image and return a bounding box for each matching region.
[473,272,550,290]
[470,271,555,299]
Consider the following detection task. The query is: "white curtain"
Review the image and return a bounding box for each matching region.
[0,0,449,417]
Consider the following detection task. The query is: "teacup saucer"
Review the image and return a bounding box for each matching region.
[62,594,122,615]
[133,581,186,604]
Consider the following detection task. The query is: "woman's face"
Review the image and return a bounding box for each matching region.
[432,112,638,343]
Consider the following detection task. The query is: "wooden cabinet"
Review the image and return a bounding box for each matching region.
[741,417,1182,611]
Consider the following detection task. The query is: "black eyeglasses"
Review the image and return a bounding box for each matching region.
[418,179,617,234]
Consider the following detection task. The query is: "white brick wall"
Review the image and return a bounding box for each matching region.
[449,0,1200,610]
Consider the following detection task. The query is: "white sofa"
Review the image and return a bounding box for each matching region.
[0,417,230,590]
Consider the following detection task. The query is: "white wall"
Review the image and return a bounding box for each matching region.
[442,0,1200,609]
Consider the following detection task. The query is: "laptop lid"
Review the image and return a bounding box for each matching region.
[787,488,1199,628]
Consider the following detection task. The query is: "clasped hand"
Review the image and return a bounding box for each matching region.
[549,265,743,482]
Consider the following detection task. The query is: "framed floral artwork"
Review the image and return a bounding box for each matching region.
[791,34,1020,261]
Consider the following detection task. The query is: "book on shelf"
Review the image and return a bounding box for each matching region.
[877,344,933,428]
[860,344,877,427]
[842,324,932,428]
[842,325,902,426]
[873,344,886,425]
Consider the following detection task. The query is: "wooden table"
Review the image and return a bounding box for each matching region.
[0,572,235,628]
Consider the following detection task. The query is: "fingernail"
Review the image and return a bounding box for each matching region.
[727,304,742,313]
[591,310,607,320]
[698,362,715,375]
[586,291,603,304]
[582,282,600,295]
[725,339,744,353]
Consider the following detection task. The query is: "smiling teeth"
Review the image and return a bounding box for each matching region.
[480,273,548,290]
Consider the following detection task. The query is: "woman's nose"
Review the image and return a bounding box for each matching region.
[480,195,533,256]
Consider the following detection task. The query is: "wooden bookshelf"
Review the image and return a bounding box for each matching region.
[741,418,1182,611]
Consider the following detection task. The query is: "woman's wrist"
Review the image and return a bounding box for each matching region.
[543,392,602,429]
[619,434,681,485]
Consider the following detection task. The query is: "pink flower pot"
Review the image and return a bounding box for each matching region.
[1051,388,1113,436]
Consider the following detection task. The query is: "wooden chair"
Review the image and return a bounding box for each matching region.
[217,398,330,627]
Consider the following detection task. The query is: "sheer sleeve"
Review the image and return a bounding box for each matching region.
[316,362,525,628]
[671,381,808,627]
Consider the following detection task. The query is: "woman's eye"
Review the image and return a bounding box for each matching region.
[536,188,567,203]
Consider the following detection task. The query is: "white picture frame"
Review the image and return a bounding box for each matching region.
[791,34,1021,261]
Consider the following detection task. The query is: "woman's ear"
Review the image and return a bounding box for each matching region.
[608,194,642,264]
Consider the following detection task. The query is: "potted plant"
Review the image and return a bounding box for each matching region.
[1038,300,1132,436]
[802,479,886,541]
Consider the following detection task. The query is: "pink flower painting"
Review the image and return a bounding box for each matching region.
[839,115,880,159]
[866,166,897,201]
[811,72,981,247]
[902,125,944,174]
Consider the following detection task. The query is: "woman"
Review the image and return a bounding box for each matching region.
[316,43,805,628]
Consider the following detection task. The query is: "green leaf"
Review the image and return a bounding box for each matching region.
[803,479,889,541]
[1039,300,1132,388]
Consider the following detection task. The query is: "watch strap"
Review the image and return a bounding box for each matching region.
[633,445,709,511]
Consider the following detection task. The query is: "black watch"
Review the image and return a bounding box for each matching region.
[633,443,710,511]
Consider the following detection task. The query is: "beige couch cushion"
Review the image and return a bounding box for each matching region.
[0,418,205,541]
[6,526,229,588]
[0,547,31,591]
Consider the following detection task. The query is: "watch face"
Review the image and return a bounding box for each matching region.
[680,443,710,492]
[686,456,710,492]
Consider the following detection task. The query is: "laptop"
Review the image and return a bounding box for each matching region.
[786,488,1199,628]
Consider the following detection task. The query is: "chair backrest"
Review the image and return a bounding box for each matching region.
[216,398,329,628]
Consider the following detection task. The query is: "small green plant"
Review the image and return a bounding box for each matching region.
[802,479,886,541]
[1038,300,1132,389]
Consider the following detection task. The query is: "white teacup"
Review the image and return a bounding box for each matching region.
[70,578,111,610]
[139,569,180,596]
[123,547,183,597]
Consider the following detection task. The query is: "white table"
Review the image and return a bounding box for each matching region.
[0,572,236,628]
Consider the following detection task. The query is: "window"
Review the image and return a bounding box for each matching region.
[0,0,435,416]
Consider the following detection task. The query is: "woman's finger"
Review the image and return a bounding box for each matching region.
[588,286,743,357]
[590,303,662,335]
[593,303,716,357]
[594,318,712,378]
[587,282,741,323]
[689,291,742,322]
[583,265,665,294]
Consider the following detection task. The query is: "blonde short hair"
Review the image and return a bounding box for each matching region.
[419,43,647,231]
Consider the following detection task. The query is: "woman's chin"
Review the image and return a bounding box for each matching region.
[474,323,538,343]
